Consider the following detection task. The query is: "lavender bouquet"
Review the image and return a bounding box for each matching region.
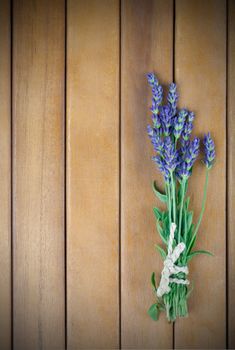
[146,73,215,322]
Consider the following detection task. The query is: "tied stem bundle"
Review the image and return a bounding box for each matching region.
[157,223,189,298]
[146,73,215,322]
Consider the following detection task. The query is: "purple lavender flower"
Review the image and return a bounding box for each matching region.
[147,124,154,137]
[188,111,195,123]
[176,137,200,180]
[167,83,178,116]
[203,132,215,169]
[159,105,174,136]
[176,161,191,179]
[152,113,161,129]
[152,155,170,182]
[180,111,195,141]
[147,73,163,115]
[174,109,188,139]
[150,98,161,115]
[146,74,215,182]
[147,73,158,88]
[182,121,193,141]
[151,136,178,182]
[185,137,200,163]
[147,125,164,154]
[180,139,190,155]
[163,137,179,172]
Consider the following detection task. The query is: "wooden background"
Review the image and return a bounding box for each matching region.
[0,0,234,349]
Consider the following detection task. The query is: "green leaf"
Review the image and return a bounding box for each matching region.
[185,181,188,195]
[183,206,188,236]
[157,222,168,245]
[162,213,169,230]
[187,211,193,229]
[153,207,163,221]
[147,303,159,321]
[152,181,167,203]
[155,244,167,260]
[185,197,190,210]
[187,249,213,262]
[185,226,196,255]
[151,272,157,290]
[177,187,182,206]
[186,223,194,241]
[162,211,168,221]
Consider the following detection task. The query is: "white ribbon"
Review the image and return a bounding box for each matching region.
[157,223,189,298]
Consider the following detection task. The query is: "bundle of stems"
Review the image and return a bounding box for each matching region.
[146,73,215,322]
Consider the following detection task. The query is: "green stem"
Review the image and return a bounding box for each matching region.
[170,172,176,224]
[174,137,178,148]
[178,179,186,242]
[166,183,172,224]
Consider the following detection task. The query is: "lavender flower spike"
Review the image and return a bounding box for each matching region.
[152,155,170,182]
[167,83,178,116]
[163,137,179,172]
[182,120,193,141]
[147,73,163,115]
[174,109,188,139]
[147,125,164,154]
[159,104,174,136]
[147,73,158,88]
[203,132,216,169]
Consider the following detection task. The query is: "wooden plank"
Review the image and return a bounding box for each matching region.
[0,0,11,349]
[228,0,235,348]
[66,1,119,348]
[13,1,65,349]
[175,0,226,348]
[121,1,173,348]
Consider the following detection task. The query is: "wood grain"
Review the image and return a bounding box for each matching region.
[174,0,226,348]
[228,0,235,348]
[121,0,173,348]
[13,1,65,349]
[66,1,119,348]
[0,1,11,349]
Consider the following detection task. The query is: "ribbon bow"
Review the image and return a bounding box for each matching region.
[157,223,189,298]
